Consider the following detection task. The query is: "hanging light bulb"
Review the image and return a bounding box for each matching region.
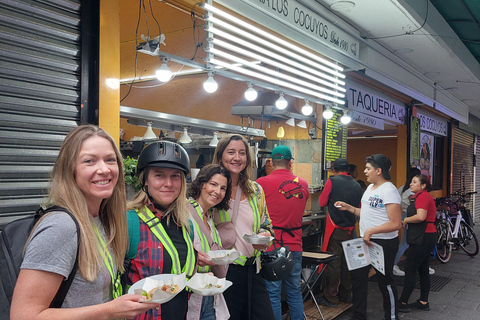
[244,83,257,101]
[203,71,218,93]
[340,111,352,124]
[285,117,295,127]
[178,127,192,144]
[209,131,219,147]
[323,106,334,120]
[143,121,157,141]
[297,120,307,128]
[155,57,172,82]
[277,126,285,139]
[275,92,288,110]
[302,100,313,116]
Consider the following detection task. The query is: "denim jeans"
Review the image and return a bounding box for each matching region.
[200,295,215,320]
[265,251,304,320]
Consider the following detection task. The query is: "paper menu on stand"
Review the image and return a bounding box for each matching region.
[342,238,385,275]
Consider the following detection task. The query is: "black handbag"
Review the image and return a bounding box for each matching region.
[260,243,294,281]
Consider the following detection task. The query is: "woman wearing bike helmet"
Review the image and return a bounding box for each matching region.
[126,141,197,320]
[398,174,437,313]
[212,134,275,320]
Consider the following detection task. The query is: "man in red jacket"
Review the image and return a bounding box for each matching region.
[257,145,309,320]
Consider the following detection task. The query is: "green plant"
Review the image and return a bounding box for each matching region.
[123,156,142,191]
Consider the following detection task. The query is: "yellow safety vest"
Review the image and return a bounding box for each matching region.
[93,223,122,298]
[137,207,196,277]
[190,200,223,273]
[217,194,262,266]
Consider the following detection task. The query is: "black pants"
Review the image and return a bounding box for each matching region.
[399,233,437,303]
[351,237,399,320]
[324,228,354,303]
[223,263,275,320]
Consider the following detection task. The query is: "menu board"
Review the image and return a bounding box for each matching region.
[325,109,347,169]
[410,116,420,167]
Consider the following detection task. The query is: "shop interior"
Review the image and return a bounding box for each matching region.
[117,1,448,247]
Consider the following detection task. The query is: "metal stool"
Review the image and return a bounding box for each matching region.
[301,251,339,320]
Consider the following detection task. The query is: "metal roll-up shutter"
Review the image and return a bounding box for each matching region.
[452,127,474,214]
[475,136,480,223]
[0,0,81,226]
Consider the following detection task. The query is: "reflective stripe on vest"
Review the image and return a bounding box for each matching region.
[190,200,224,272]
[219,196,262,266]
[92,223,122,298]
[137,207,195,276]
[189,200,209,273]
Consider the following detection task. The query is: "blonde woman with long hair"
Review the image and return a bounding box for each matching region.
[212,134,275,320]
[11,125,157,320]
[126,141,197,320]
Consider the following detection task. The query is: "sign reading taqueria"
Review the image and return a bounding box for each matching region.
[346,84,406,125]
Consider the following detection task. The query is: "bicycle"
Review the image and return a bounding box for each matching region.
[435,191,479,263]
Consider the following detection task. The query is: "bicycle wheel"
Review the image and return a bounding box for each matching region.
[436,221,452,263]
[459,221,479,256]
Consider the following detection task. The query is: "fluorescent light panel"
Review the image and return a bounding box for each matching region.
[208,47,345,99]
[208,16,345,80]
[211,35,346,90]
[209,57,345,104]
[208,45,345,98]
[203,3,344,72]
[209,28,345,88]
[120,68,203,83]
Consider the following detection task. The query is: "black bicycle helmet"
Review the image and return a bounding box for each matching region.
[260,246,294,281]
[136,141,190,177]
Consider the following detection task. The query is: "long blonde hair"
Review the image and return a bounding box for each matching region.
[127,167,191,229]
[43,125,128,281]
[212,134,254,198]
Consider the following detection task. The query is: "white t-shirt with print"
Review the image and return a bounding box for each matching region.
[359,181,401,239]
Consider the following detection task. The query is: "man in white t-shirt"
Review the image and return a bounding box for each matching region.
[335,154,402,320]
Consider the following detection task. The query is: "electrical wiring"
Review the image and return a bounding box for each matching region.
[190,2,206,62]
[121,0,143,103]
[148,0,161,37]
[363,0,429,40]
[121,0,164,102]
[142,1,150,39]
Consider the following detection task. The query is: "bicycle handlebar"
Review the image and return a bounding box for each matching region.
[437,191,476,208]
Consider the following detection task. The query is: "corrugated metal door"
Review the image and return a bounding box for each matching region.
[452,127,475,214]
[475,136,480,223]
[0,0,81,226]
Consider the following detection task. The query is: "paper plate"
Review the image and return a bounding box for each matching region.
[243,233,274,245]
[128,273,186,304]
[207,249,240,265]
[186,273,233,296]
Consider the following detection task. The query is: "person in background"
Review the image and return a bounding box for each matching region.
[335,154,402,320]
[187,164,232,320]
[196,154,206,169]
[256,145,309,320]
[126,141,197,320]
[11,125,157,319]
[349,163,367,193]
[398,174,437,313]
[212,134,275,320]
[393,167,423,276]
[317,158,362,308]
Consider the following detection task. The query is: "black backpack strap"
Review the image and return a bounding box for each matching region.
[38,206,80,308]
